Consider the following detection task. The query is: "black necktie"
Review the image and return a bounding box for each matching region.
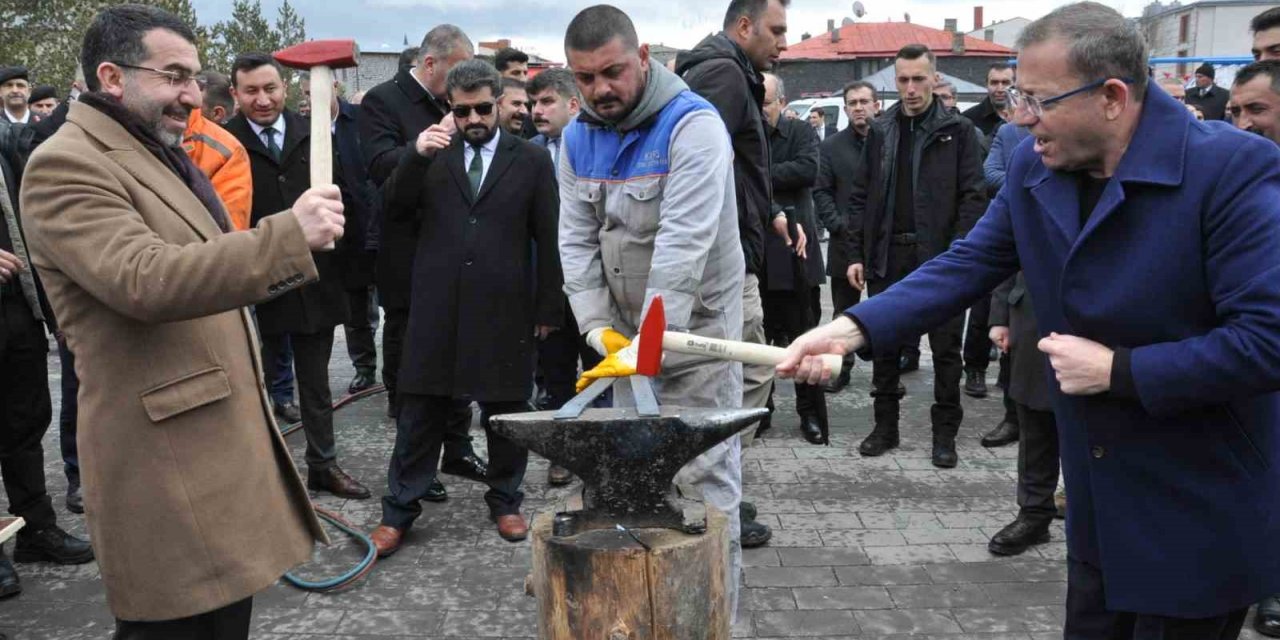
[468,144,484,197]
[263,127,282,162]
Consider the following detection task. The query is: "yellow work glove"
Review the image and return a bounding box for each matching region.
[575,339,640,393]
[585,327,632,356]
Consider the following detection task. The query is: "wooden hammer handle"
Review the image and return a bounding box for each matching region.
[309,65,336,251]
[662,331,843,377]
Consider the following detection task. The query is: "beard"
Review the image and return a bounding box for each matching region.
[122,88,190,148]
[463,122,497,145]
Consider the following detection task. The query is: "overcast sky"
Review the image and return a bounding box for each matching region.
[191,0,1143,62]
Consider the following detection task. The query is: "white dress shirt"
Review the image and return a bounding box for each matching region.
[248,113,286,150]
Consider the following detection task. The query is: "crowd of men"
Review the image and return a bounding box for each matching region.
[0,0,1278,638]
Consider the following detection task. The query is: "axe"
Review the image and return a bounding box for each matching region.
[635,295,843,378]
[273,39,359,250]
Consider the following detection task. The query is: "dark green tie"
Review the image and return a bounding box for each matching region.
[264,127,282,162]
[467,144,484,197]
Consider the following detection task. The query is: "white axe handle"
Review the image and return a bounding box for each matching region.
[309,65,336,251]
[662,331,843,377]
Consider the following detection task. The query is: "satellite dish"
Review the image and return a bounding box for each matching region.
[853,1,867,18]
[842,17,855,26]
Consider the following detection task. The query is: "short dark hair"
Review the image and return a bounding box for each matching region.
[988,61,1014,75]
[494,47,530,72]
[895,44,936,68]
[446,59,503,100]
[842,80,878,102]
[808,109,824,120]
[230,52,282,87]
[198,70,233,113]
[1235,60,1280,95]
[565,5,639,53]
[723,0,791,31]
[398,46,420,71]
[528,67,578,101]
[80,4,196,92]
[1252,7,1280,34]
[1017,2,1148,100]
[500,77,527,95]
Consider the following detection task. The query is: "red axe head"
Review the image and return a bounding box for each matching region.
[636,296,665,376]
[273,39,360,70]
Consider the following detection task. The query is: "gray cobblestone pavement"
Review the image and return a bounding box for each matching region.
[0,280,1268,638]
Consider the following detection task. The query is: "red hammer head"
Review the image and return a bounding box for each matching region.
[636,296,666,376]
[273,39,360,70]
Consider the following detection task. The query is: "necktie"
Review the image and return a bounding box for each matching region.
[467,144,484,197]
[263,127,282,162]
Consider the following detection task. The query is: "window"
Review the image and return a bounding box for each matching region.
[1179,14,1190,44]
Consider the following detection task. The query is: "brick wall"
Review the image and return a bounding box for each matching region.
[335,52,400,95]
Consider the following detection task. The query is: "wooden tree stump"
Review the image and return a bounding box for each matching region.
[529,508,729,640]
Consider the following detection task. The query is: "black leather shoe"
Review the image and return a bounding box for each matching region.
[980,420,1019,448]
[987,515,1051,556]
[422,479,448,503]
[932,435,958,468]
[741,519,772,548]
[964,370,989,398]
[66,484,84,515]
[799,416,825,445]
[825,369,851,393]
[348,370,377,394]
[753,413,773,440]
[14,525,94,565]
[1254,595,1280,637]
[273,401,302,424]
[0,548,20,599]
[898,353,919,373]
[740,501,757,523]
[441,454,489,482]
[859,426,899,457]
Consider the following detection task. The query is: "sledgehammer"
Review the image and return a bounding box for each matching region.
[273,39,359,249]
[634,295,843,378]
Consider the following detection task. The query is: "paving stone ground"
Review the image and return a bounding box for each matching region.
[0,275,1269,639]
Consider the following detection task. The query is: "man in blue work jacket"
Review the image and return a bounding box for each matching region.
[779,3,1280,637]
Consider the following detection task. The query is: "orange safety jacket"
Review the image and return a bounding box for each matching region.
[183,109,252,231]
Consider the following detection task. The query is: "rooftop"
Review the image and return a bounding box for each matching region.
[782,21,1014,61]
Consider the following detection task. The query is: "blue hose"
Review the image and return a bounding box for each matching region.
[278,385,387,592]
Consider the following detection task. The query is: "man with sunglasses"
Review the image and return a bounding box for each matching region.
[782,3,1280,637]
[368,59,561,553]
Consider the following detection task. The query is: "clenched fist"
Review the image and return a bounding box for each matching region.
[291,185,345,251]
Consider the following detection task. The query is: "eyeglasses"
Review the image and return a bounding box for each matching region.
[1007,77,1135,118]
[114,63,198,88]
[452,102,495,118]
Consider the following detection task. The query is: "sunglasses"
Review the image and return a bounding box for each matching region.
[452,102,495,118]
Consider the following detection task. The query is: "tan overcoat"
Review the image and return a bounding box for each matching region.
[20,102,327,621]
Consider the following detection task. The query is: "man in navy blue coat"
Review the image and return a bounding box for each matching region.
[781,3,1280,637]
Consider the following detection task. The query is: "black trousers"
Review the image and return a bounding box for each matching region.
[536,304,602,411]
[868,246,964,435]
[0,296,54,532]
[1065,559,1247,639]
[114,596,252,640]
[261,330,336,471]
[830,271,861,378]
[963,296,993,372]
[382,394,529,528]
[1014,403,1059,522]
[343,285,378,376]
[764,285,828,427]
[997,352,1019,425]
[57,338,80,488]
[381,306,408,407]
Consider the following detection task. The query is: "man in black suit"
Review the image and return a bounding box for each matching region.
[302,76,380,394]
[225,53,368,499]
[761,73,827,445]
[359,25,487,500]
[1186,63,1231,121]
[368,60,561,553]
[813,80,878,392]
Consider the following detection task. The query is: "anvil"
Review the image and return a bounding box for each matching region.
[489,405,766,536]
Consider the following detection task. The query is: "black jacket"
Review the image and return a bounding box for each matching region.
[766,116,824,290]
[844,99,988,280]
[988,273,1050,410]
[814,125,869,278]
[0,132,55,333]
[676,33,769,276]
[225,110,350,335]
[1185,84,1230,121]
[359,68,450,310]
[334,100,378,290]
[961,96,1005,138]
[383,131,563,401]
